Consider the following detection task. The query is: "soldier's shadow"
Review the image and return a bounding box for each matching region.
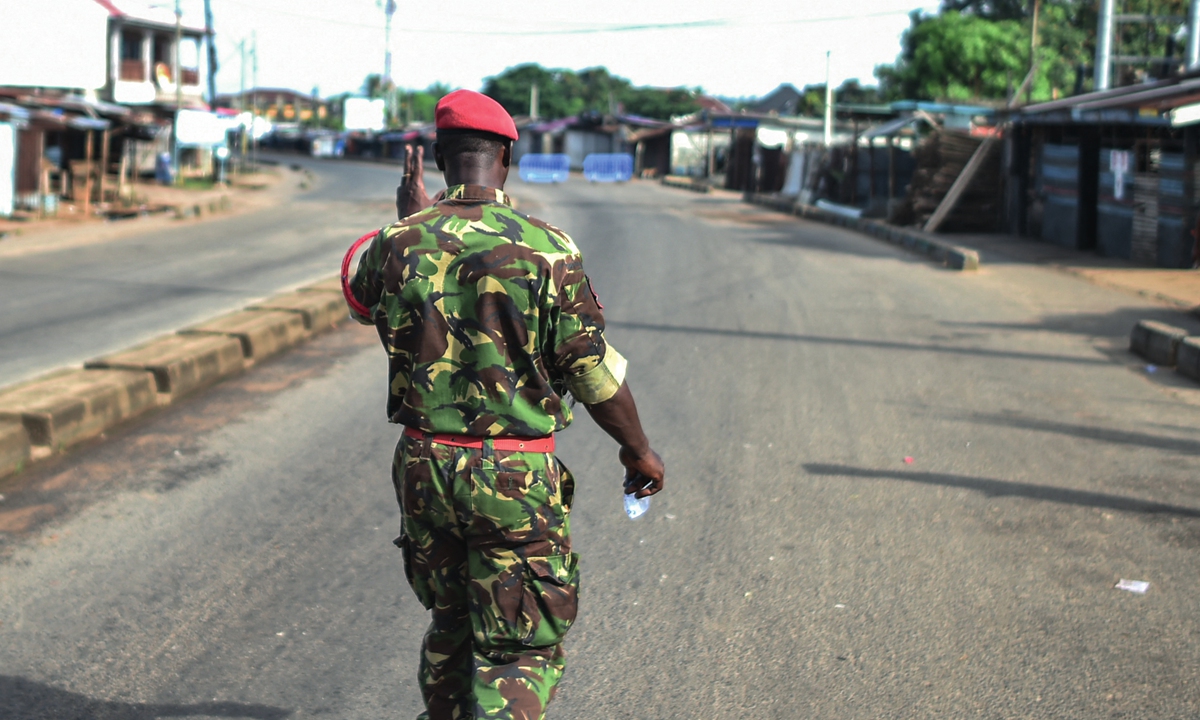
[0,675,291,720]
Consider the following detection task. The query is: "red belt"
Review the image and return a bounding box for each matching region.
[404,426,555,453]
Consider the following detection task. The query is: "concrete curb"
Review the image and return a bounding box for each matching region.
[662,175,712,193]
[0,420,31,478]
[1128,320,1200,386]
[743,193,981,271]
[0,276,348,480]
[1130,320,1190,367]
[173,194,233,220]
[1177,337,1200,381]
[0,369,158,452]
[249,290,344,334]
[87,334,246,400]
[181,309,309,363]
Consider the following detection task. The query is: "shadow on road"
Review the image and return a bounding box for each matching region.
[942,306,1200,340]
[803,463,1200,519]
[0,675,291,720]
[963,412,1200,456]
[609,320,1111,366]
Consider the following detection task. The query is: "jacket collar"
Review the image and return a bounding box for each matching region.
[441,184,511,206]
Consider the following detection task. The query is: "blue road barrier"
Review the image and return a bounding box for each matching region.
[519,154,571,183]
[583,154,633,183]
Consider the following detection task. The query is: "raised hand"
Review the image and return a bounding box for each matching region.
[396,144,433,220]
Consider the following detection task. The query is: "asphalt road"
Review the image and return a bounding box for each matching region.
[2,166,1200,719]
[0,155,444,388]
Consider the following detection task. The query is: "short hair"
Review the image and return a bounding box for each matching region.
[436,129,509,164]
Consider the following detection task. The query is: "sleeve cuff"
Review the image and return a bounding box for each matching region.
[566,345,627,405]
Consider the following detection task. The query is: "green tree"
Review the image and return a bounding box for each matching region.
[621,86,699,119]
[876,10,1028,101]
[483,63,584,119]
[403,82,452,124]
[482,63,701,121]
[797,80,883,116]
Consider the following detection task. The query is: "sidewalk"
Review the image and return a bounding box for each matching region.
[946,232,1200,314]
[738,190,1200,315]
[0,166,300,259]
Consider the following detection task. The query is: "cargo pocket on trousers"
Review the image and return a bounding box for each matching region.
[519,553,580,648]
[394,535,436,610]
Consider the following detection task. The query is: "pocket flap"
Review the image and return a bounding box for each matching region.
[525,553,578,586]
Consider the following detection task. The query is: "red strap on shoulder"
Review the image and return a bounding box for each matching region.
[342,230,379,318]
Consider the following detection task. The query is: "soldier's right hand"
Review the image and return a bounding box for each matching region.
[620,446,665,499]
[396,144,433,220]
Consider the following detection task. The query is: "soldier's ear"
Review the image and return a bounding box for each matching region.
[433,142,445,171]
[501,141,511,169]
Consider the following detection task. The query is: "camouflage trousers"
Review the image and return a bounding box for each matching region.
[392,432,580,720]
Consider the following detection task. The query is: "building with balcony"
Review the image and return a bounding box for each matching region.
[107,2,209,108]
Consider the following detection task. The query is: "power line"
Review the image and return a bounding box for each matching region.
[217,2,911,37]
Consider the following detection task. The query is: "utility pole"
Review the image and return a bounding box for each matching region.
[383,0,396,125]
[1027,0,1040,103]
[251,30,258,169]
[1189,0,1200,69]
[204,0,216,105]
[171,0,183,184]
[823,51,834,146]
[239,38,247,168]
[1095,0,1114,90]
[530,83,539,120]
[383,0,396,83]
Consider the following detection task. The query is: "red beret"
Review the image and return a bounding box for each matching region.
[435,89,518,141]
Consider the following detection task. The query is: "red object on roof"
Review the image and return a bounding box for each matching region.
[93,0,123,15]
[435,90,518,141]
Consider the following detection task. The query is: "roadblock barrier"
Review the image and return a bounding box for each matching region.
[1130,320,1189,366]
[519,154,570,183]
[583,154,633,183]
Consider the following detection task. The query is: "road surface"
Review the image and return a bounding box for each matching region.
[1,164,1199,719]
[0,155,442,388]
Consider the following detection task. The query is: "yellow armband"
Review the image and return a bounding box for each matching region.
[566,346,627,405]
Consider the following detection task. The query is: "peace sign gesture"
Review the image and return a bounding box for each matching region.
[396,143,433,220]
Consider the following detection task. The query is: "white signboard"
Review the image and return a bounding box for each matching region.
[1110,149,1131,201]
[1170,102,1200,127]
[344,97,386,132]
[175,110,227,146]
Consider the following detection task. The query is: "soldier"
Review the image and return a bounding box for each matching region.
[346,89,665,720]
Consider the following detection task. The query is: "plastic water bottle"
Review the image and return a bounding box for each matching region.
[623,473,651,520]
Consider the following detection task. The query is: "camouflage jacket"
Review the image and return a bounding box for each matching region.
[348,183,626,436]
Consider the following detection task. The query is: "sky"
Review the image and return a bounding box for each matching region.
[164,0,942,99]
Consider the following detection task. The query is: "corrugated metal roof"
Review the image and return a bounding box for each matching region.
[1073,77,1200,111]
[1020,77,1175,114]
[0,102,30,120]
[863,114,929,138]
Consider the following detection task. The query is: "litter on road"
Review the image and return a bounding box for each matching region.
[1146,364,1158,374]
[904,456,915,464]
[1115,579,1150,594]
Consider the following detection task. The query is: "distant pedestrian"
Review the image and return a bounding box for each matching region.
[345,89,665,720]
